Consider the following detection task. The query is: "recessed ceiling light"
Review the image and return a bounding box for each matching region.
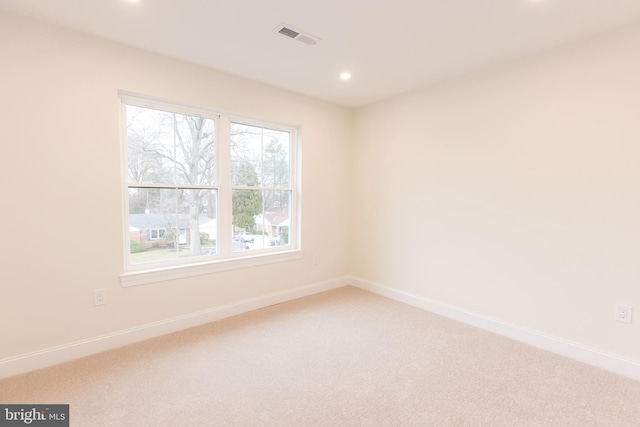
[340,72,351,81]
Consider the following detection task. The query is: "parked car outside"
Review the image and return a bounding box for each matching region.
[234,231,255,243]
[244,236,278,250]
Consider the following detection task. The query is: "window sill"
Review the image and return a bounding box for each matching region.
[120,249,303,287]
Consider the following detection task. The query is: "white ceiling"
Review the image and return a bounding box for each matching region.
[3,0,640,107]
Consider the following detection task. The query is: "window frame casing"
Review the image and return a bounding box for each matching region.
[119,93,302,286]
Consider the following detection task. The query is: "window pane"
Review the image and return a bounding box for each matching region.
[126,106,176,185]
[174,114,216,186]
[230,123,262,186]
[177,189,218,257]
[128,188,218,264]
[126,105,216,186]
[129,187,179,264]
[231,190,291,252]
[263,130,290,188]
[230,123,290,187]
[232,188,263,252]
[262,190,291,246]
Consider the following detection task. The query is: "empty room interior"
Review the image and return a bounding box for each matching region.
[1,0,640,425]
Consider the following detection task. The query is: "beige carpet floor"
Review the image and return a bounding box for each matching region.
[2,286,640,426]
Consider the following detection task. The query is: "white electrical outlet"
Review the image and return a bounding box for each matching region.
[94,289,107,306]
[313,254,320,265]
[614,304,632,324]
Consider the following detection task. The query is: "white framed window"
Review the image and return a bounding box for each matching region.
[148,229,166,240]
[120,93,301,286]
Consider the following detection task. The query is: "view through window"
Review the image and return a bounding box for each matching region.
[122,95,298,275]
[231,122,291,252]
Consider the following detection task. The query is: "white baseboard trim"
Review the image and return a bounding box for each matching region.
[349,276,640,382]
[0,276,350,380]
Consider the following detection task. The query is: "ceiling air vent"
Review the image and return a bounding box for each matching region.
[273,23,320,46]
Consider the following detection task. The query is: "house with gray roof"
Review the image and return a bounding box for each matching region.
[129,213,217,248]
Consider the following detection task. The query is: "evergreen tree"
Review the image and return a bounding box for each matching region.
[232,163,263,230]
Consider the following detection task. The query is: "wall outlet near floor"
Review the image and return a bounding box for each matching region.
[94,288,107,306]
[614,304,632,324]
[313,254,320,265]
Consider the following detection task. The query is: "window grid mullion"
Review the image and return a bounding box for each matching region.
[217,115,232,258]
[128,183,219,190]
[230,186,292,191]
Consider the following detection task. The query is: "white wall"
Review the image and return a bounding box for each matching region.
[352,23,640,360]
[0,10,352,359]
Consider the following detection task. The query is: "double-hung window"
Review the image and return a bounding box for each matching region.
[120,94,300,285]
